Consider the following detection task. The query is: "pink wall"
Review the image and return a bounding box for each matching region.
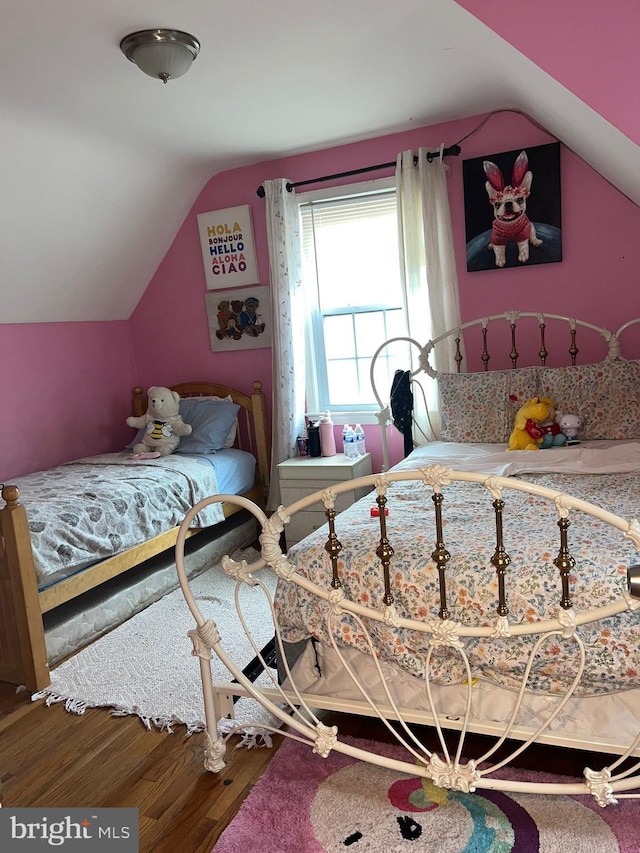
[5,110,640,479]
[131,110,640,471]
[1,321,137,480]
[456,0,640,148]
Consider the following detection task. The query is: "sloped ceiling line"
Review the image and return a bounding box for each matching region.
[2,0,638,324]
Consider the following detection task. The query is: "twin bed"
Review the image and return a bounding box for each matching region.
[0,380,270,692]
[175,312,640,805]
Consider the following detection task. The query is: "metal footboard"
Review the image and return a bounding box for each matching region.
[174,470,640,806]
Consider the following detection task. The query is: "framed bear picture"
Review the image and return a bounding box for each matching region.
[463,141,562,272]
[205,286,272,352]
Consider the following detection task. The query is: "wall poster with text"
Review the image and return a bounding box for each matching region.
[197,204,259,289]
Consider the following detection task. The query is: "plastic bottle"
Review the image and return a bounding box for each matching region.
[354,424,366,457]
[343,425,358,459]
[319,412,337,457]
[308,421,321,457]
[342,424,351,455]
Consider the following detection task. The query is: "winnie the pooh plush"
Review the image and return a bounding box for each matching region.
[507,396,554,451]
[126,386,192,456]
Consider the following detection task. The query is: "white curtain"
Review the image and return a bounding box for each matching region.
[263,179,306,510]
[396,145,462,439]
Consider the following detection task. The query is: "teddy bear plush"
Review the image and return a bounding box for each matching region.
[126,386,192,456]
[507,396,554,451]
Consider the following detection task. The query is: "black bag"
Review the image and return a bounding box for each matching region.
[390,370,413,458]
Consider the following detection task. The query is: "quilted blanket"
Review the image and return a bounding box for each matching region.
[276,442,640,697]
[14,453,225,586]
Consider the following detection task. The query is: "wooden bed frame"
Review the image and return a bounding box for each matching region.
[0,380,270,692]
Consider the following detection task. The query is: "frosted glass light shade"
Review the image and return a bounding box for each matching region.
[120,30,200,83]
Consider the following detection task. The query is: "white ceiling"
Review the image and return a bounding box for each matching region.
[1,0,638,323]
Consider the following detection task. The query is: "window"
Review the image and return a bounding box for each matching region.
[299,181,409,419]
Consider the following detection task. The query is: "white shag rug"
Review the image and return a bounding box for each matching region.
[32,549,282,744]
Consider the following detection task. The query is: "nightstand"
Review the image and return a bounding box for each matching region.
[278,453,373,548]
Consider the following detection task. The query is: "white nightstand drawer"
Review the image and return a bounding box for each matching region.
[286,511,328,545]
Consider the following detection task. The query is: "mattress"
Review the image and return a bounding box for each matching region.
[10,450,254,589]
[286,639,640,754]
[43,512,258,665]
[201,448,256,495]
[275,439,640,698]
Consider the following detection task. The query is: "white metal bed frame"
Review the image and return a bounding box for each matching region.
[175,470,640,806]
[174,311,640,805]
[370,311,640,471]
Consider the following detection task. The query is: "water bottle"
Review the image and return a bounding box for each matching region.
[343,426,358,459]
[354,424,366,457]
[342,424,351,455]
[319,411,337,457]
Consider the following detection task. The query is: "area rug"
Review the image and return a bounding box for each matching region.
[214,734,639,852]
[32,549,281,740]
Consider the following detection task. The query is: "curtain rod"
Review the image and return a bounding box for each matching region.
[256,144,461,198]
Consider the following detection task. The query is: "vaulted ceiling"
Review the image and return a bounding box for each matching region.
[2,0,637,324]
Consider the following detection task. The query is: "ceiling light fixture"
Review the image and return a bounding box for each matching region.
[120,29,200,84]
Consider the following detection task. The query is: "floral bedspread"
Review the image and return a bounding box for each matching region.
[13,453,224,587]
[275,459,640,697]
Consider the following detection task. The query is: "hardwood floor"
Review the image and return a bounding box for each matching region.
[0,679,615,852]
[0,681,278,852]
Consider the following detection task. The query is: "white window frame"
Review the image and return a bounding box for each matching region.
[298,177,405,424]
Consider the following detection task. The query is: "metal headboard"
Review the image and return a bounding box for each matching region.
[370,311,635,472]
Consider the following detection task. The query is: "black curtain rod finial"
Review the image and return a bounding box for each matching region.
[256,185,265,198]
[427,143,461,162]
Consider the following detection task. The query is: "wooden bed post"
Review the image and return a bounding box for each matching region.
[131,386,146,418]
[0,486,49,690]
[250,380,270,495]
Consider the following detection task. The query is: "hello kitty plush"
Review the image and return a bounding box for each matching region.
[559,413,582,445]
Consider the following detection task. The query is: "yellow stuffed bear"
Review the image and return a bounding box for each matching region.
[507,396,554,451]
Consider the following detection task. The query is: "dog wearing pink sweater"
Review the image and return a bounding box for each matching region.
[484,150,542,267]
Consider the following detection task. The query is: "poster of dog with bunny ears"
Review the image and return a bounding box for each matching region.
[463,142,562,272]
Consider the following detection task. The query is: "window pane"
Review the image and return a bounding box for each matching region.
[354,311,386,358]
[303,193,403,312]
[357,358,374,402]
[385,308,406,339]
[370,338,414,401]
[326,360,359,406]
[315,217,401,310]
[323,315,355,359]
[300,186,412,411]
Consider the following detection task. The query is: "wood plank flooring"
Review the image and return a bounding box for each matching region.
[0,681,277,852]
[0,680,611,852]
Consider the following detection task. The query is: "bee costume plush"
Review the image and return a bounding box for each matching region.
[126,386,192,456]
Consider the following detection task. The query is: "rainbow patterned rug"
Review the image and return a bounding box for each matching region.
[214,735,639,852]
